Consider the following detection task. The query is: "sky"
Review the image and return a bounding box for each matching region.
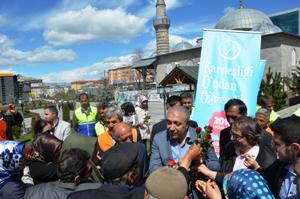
[0,0,298,83]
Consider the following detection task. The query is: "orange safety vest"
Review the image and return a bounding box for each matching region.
[98,128,139,152]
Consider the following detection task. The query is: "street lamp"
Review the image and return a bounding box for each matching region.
[157,85,172,118]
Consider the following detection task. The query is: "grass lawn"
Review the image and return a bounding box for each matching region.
[15,132,33,147]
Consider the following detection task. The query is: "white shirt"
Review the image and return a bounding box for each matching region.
[233,144,260,171]
[53,120,71,141]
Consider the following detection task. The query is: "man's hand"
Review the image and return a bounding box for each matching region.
[187,143,202,160]
[180,143,202,170]
[196,164,217,180]
[6,104,16,115]
[195,180,207,197]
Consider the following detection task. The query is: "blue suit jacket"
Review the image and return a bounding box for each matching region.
[149,127,220,173]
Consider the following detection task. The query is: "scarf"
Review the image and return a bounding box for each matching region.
[223,169,274,199]
[0,140,24,188]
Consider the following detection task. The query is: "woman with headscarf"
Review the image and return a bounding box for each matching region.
[0,140,26,199]
[27,133,63,184]
[135,95,151,140]
[196,169,275,199]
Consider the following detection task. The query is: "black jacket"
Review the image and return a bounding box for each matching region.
[28,161,58,184]
[25,181,101,199]
[258,160,288,198]
[215,141,277,185]
[3,112,23,140]
[67,185,145,199]
[0,181,26,199]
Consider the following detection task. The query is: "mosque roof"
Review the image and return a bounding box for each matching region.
[251,23,282,34]
[172,41,194,52]
[215,8,273,30]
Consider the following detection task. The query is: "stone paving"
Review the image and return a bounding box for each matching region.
[23,101,165,131]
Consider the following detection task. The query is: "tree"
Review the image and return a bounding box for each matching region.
[63,103,71,123]
[259,68,288,111]
[289,66,300,96]
[31,113,41,136]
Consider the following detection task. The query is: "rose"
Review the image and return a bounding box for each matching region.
[167,159,176,168]
[204,125,213,132]
[205,134,212,141]
[195,127,202,134]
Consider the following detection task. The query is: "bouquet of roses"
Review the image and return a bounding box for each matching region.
[189,125,213,153]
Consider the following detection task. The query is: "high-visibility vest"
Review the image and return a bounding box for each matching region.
[269,110,279,123]
[95,121,107,136]
[75,106,97,137]
[98,128,139,152]
[256,105,279,123]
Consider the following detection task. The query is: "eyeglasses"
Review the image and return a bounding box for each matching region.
[230,131,244,141]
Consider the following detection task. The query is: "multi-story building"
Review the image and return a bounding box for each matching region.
[108,66,136,86]
[107,66,154,88]
[0,73,19,103]
[71,80,100,92]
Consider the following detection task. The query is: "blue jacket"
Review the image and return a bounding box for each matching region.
[149,127,220,173]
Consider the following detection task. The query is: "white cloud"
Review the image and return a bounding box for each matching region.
[0,68,16,74]
[43,5,147,46]
[223,6,236,14]
[60,0,138,11]
[0,34,76,66]
[42,54,135,82]
[144,34,198,53]
[170,21,214,35]
[20,0,139,31]
[138,0,183,19]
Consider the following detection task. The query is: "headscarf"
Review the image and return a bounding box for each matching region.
[223,169,274,199]
[0,140,25,188]
[136,95,148,108]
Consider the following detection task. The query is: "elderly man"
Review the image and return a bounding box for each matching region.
[255,108,274,136]
[97,108,141,153]
[151,95,198,143]
[72,93,97,137]
[149,106,219,173]
[44,105,71,141]
[111,122,141,144]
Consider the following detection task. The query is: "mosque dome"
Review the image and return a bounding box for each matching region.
[251,23,282,34]
[215,8,273,30]
[172,41,193,52]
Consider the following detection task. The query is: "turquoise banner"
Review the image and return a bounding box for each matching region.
[192,29,265,154]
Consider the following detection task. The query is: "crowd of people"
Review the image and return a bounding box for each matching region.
[0,92,300,199]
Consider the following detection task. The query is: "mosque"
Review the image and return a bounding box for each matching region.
[133,0,300,89]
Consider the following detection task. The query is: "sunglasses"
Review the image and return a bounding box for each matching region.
[227,115,238,120]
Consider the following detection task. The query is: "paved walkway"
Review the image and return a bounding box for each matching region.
[24,101,165,130]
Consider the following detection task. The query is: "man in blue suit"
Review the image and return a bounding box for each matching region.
[149,106,220,173]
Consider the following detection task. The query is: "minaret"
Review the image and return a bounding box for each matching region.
[153,0,170,55]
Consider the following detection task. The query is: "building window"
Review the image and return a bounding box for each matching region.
[291,49,297,66]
